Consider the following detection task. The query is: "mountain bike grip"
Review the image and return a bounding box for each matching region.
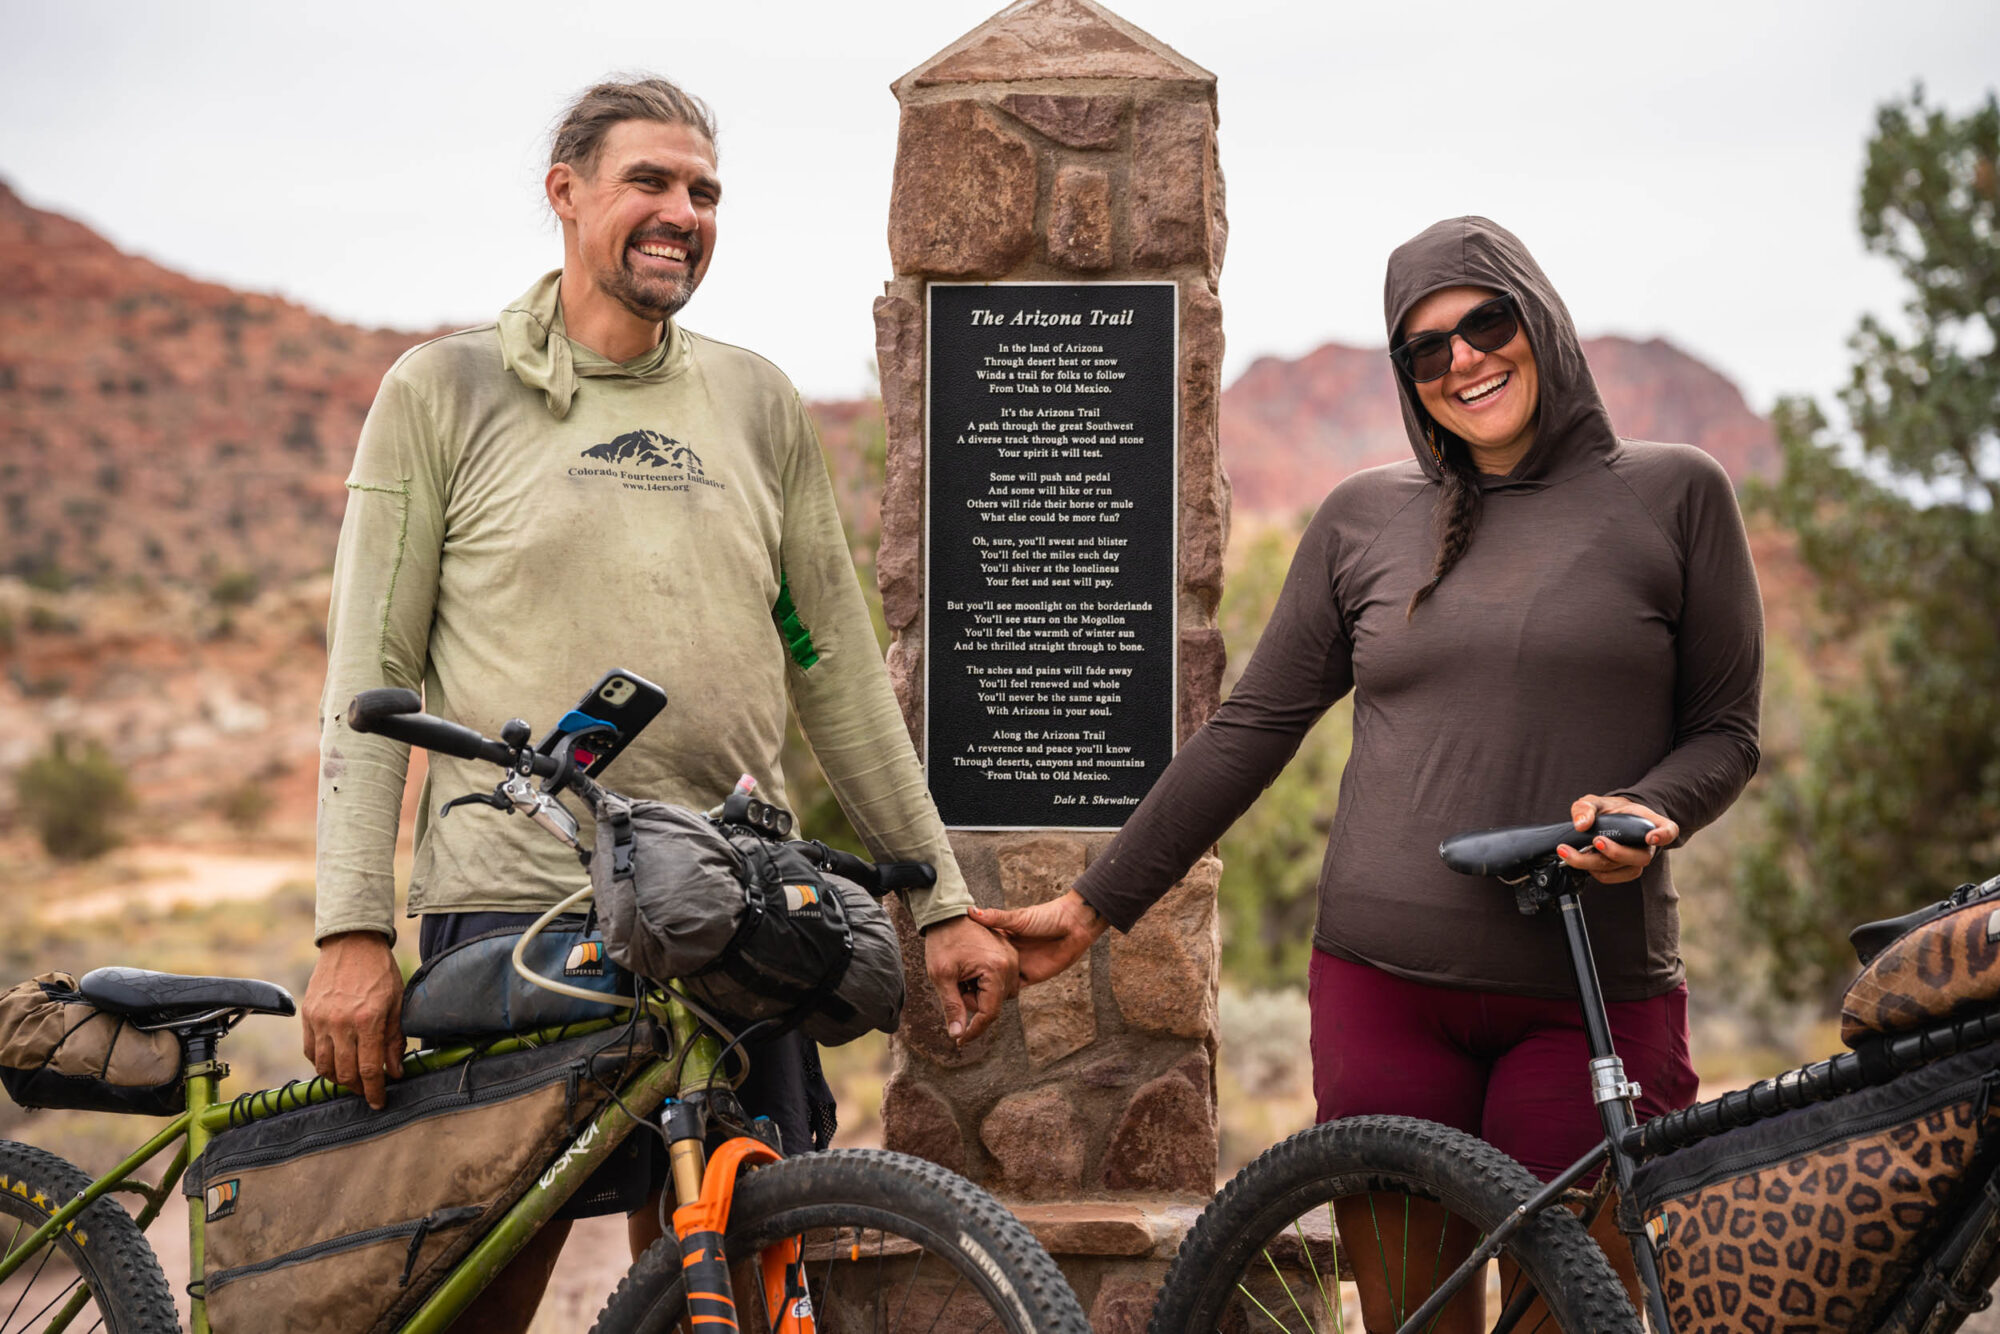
[346,690,513,767]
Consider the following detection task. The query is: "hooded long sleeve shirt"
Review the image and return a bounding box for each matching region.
[314,272,972,941]
[1074,219,1763,1000]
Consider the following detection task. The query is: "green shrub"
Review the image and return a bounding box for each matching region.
[15,736,135,860]
[210,570,261,607]
[212,780,274,834]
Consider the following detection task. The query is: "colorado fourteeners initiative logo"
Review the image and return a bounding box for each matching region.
[581,429,703,473]
[570,429,724,494]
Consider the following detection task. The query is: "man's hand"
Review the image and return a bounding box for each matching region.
[1556,794,1679,886]
[919,914,1019,1046]
[968,890,1107,986]
[301,931,405,1109]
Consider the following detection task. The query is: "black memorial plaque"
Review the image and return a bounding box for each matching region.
[925,282,1178,829]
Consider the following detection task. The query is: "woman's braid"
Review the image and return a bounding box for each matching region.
[1407,444,1485,616]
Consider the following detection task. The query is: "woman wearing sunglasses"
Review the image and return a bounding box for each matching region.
[975,216,1763,1326]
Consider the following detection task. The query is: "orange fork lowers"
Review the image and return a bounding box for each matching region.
[670,1133,812,1333]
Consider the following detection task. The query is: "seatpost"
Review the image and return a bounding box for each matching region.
[1554,870,1674,1334]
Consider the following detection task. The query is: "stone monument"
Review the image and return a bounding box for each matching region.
[872,1,1228,1324]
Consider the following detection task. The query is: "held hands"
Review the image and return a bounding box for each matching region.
[967,890,1107,986]
[1556,794,1678,886]
[919,914,1021,1046]
[301,931,405,1110]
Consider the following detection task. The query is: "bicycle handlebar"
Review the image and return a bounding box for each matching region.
[808,842,938,896]
[347,688,560,778]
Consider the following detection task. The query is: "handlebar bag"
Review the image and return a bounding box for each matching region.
[1631,1041,2000,1334]
[398,914,636,1042]
[1843,875,2000,1047]
[590,794,905,1046]
[184,1022,657,1334]
[0,971,184,1116]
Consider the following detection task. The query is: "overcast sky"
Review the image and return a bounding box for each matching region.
[3,2,1994,411]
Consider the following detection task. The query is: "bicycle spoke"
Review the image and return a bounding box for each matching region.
[1292,1214,1331,1318]
[1230,1279,1302,1333]
[1400,1195,1413,1325]
[3,1237,59,1330]
[918,1270,964,1334]
[1262,1244,1314,1331]
[1327,1200,1343,1329]
[16,1272,85,1331]
[1419,1219,1452,1334]
[890,1241,927,1332]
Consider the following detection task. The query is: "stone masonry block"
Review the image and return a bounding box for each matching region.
[1101,1052,1216,1194]
[1131,98,1215,270]
[885,635,922,749]
[1047,165,1114,272]
[882,1072,967,1175]
[999,93,1128,149]
[998,835,1089,908]
[889,101,1037,278]
[1108,855,1219,1038]
[981,1084,1087,1198]
[1092,1274,1165,1334]
[1178,626,1226,741]
[873,294,925,633]
[911,0,1210,86]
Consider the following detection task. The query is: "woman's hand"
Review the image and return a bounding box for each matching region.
[1556,794,1678,885]
[967,890,1109,985]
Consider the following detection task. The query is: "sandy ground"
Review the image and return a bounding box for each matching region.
[50,847,315,921]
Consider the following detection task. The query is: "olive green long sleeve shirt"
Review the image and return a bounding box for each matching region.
[314,272,971,941]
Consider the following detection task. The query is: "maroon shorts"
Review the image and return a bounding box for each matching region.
[1308,951,1697,1183]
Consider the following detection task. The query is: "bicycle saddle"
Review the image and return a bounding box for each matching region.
[78,967,296,1021]
[1439,814,1657,880]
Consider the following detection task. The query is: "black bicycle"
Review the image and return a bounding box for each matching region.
[1150,816,2000,1333]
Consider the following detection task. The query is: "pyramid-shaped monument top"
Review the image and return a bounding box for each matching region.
[898,0,1213,92]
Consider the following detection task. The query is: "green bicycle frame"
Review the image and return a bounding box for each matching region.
[0,992,725,1334]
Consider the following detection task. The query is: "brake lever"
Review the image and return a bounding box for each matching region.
[440,787,513,819]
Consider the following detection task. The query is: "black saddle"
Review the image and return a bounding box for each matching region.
[1439,814,1657,881]
[78,967,296,1024]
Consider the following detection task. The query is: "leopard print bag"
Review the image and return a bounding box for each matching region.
[1632,1042,2000,1333]
[1844,877,2000,1047]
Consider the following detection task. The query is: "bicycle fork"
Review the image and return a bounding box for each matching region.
[663,1099,814,1333]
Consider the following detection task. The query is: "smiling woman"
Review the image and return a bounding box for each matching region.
[982,215,1766,1329]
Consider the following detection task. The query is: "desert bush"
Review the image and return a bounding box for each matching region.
[14,735,135,860]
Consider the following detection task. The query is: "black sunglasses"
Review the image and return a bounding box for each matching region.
[1390,294,1522,383]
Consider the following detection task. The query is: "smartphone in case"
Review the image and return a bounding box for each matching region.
[535,668,668,776]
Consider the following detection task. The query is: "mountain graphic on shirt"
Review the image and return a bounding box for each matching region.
[580,430,704,474]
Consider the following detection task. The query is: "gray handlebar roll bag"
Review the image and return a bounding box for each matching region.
[590,793,904,1046]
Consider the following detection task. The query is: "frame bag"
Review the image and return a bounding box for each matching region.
[184,1023,655,1334]
[0,971,184,1116]
[591,794,904,1046]
[1632,1042,2000,1334]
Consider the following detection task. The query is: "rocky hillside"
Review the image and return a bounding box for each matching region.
[1220,335,1776,518]
[0,183,426,589]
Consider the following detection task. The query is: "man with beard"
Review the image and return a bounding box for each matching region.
[301,76,1017,1327]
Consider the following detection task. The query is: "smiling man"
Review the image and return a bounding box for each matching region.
[302,76,1016,1327]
